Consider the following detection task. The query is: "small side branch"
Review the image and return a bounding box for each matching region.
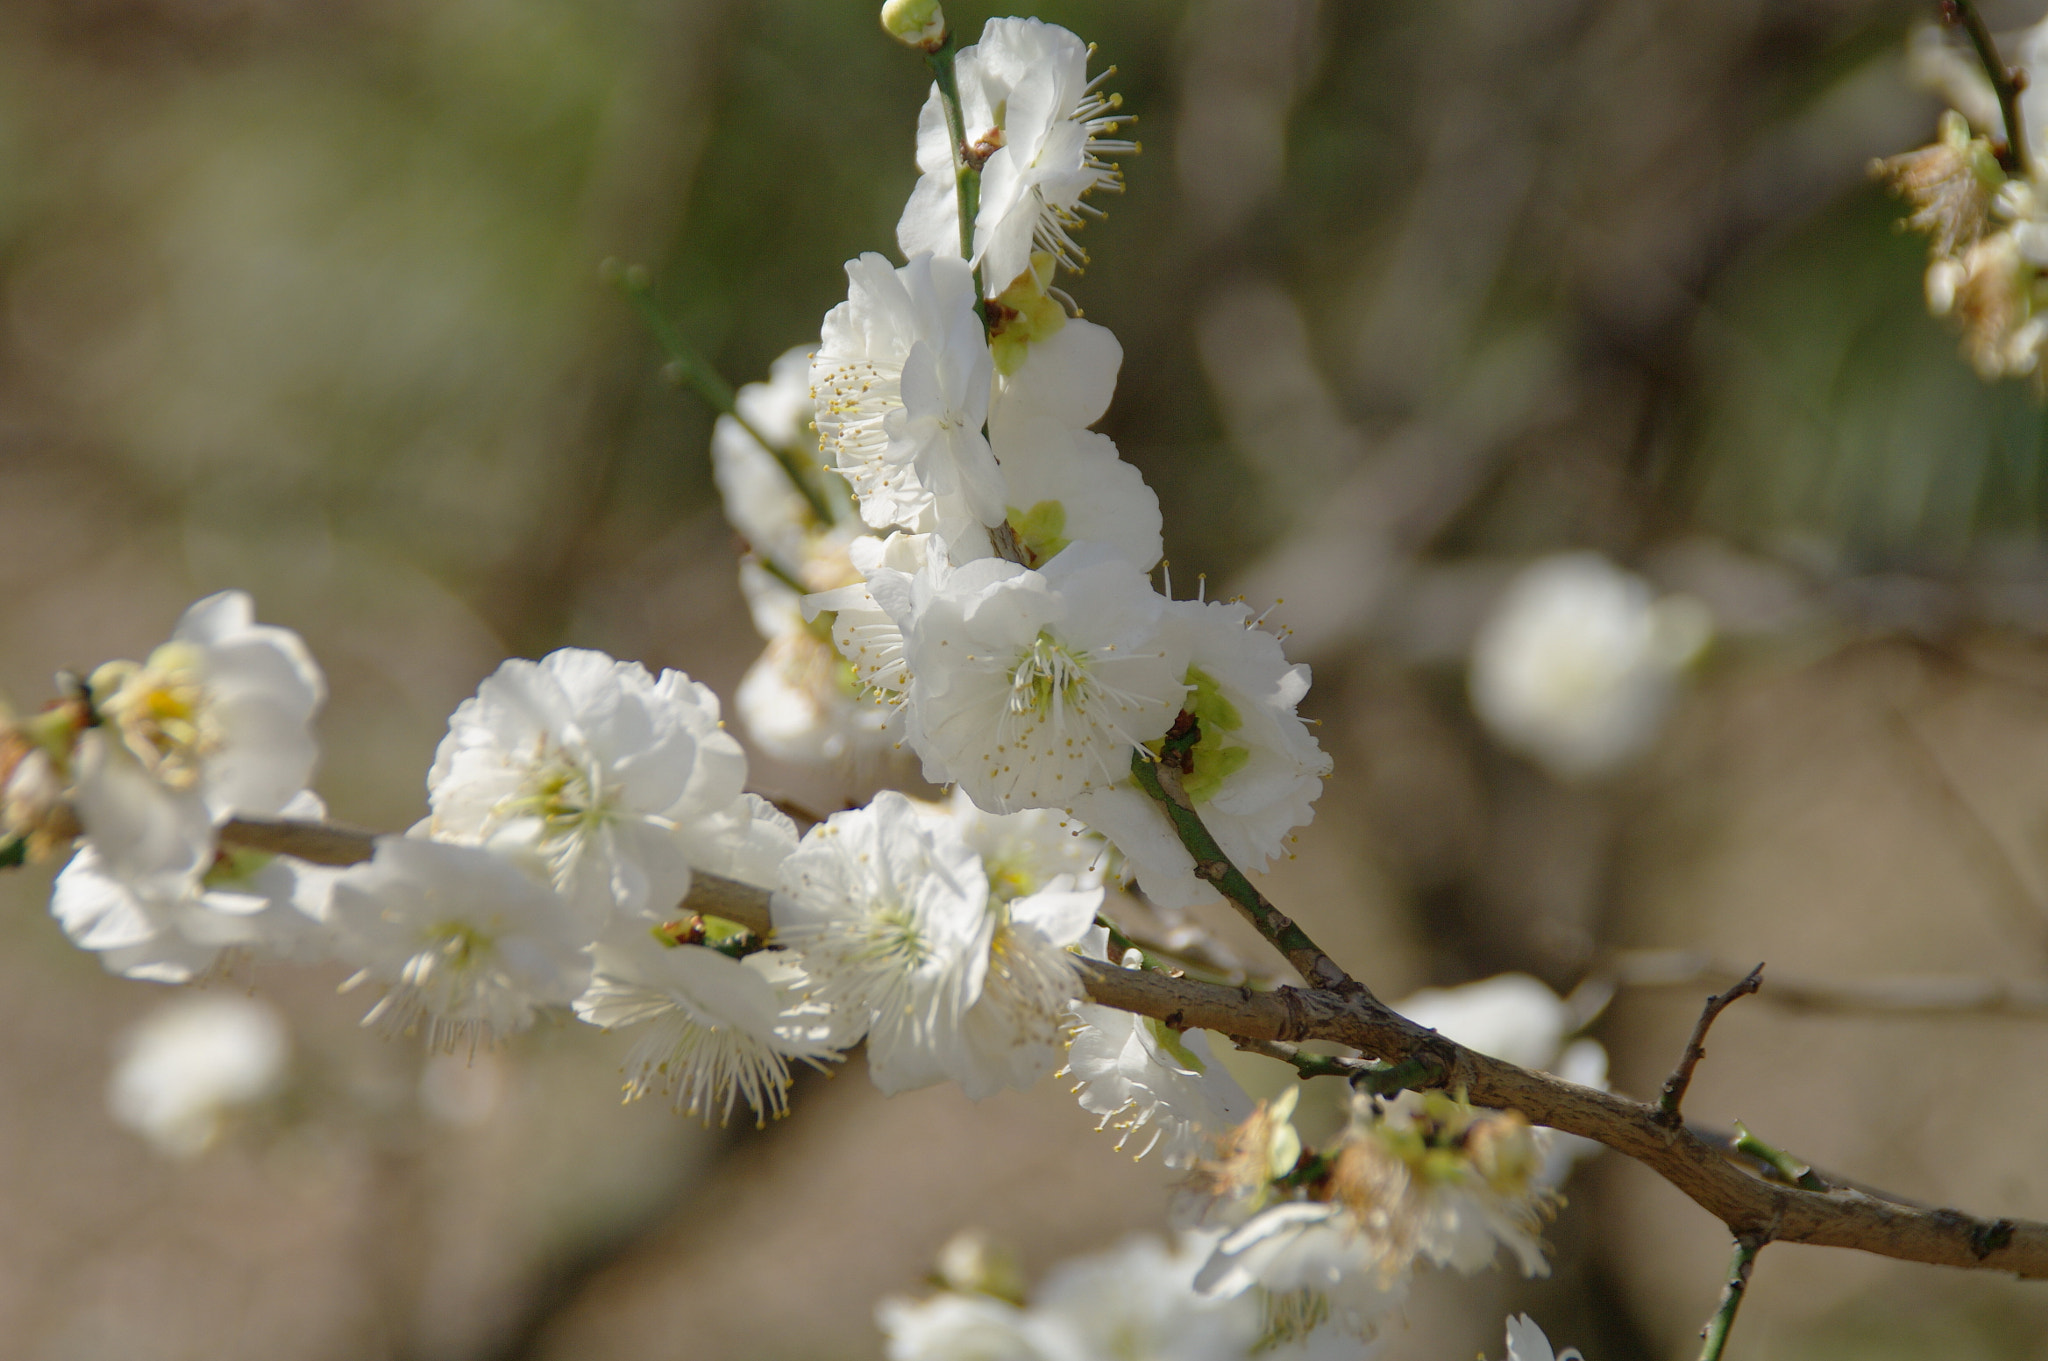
[1697,1235,1767,1361]
[1129,723,1353,991]
[1229,1037,1443,1095]
[604,261,842,530]
[1657,963,1765,1127]
[1947,0,2034,177]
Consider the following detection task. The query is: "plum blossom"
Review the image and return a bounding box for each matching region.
[107,994,289,1158]
[889,542,1188,813]
[575,932,851,1125]
[1062,933,1250,1167]
[771,791,996,1094]
[75,591,325,895]
[427,648,749,928]
[812,252,1000,530]
[1073,597,1328,909]
[1502,1314,1584,1361]
[52,790,338,982]
[1469,553,1710,781]
[896,17,1135,295]
[329,837,591,1054]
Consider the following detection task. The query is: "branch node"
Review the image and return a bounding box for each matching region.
[1657,963,1765,1128]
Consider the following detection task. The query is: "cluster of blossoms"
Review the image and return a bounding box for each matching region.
[1181,1085,1557,1344]
[1880,10,2048,379]
[880,1229,1584,1361]
[0,8,1616,1354]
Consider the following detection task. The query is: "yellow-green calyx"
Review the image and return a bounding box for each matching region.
[1177,666,1250,802]
[989,253,1066,376]
[1145,1015,1206,1072]
[1004,500,1070,567]
[203,844,276,889]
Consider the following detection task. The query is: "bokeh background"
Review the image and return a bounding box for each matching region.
[6,0,2048,1357]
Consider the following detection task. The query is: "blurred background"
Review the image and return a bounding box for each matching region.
[6,0,2048,1356]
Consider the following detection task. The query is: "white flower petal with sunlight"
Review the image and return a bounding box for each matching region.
[770,791,994,1095]
[428,648,748,927]
[812,252,1001,530]
[329,837,591,1055]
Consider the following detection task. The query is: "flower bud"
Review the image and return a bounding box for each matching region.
[879,0,945,51]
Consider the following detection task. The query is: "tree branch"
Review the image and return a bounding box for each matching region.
[1129,728,1352,991]
[209,815,2048,1280]
[1657,963,1764,1127]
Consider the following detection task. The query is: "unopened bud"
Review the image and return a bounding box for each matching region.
[880,0,945,51]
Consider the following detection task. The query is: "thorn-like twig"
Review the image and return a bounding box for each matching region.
[1697,1234,1767,1361]
[1657,963,1765,1127]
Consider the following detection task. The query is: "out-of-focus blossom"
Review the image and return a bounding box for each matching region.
[1469,553,1710,780]
[107,994,289,1158]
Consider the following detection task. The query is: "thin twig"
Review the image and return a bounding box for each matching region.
[1657,963,1765,1127]
[1601,949,2048,1018]
[1697,1235,1766,1361]
[1948,0,2033,177]
[1129,719,1353,991]
[604,261,841,530]
[199,815,2048,1280]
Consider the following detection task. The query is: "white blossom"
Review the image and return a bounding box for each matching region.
[878,1292,1051,1361]
[107,993,289,1158]
[803,530,934,718]
[1071,597,1328,909]
[735,563,897,768]
[575,932,850,1126]
[948,876,1099,1099]
[891,542,1188,813]
[1502,1314,1584,1361]
[770,791,993,1094]
[813,252,1000,530]
[896,17,1134,296]
[1193,1201,1408,1342]
[427,648,748,928]
[1469,553,1710,780]
[75,591,326,894]
[712,345,847,579]
[1063,935,1249,1168]
[52,790,339,982]
[946,408,1160,573]
[1029,1233,1267,1361]
[329,837,591,1054]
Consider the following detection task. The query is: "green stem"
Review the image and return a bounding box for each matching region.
[1950,0,2033,178]
[608,264,841,528]
[1731,1120,1829,1192]
[1129,720,1352,991]
[924,41,987,313]
[1697,1236,1764,1361]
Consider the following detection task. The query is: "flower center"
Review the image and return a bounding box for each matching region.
[1007,631,1090,720]
[94,642,217,789]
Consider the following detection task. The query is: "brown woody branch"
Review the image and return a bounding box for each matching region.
[213,816,2048,1280]
[1657,963,1764,1127]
